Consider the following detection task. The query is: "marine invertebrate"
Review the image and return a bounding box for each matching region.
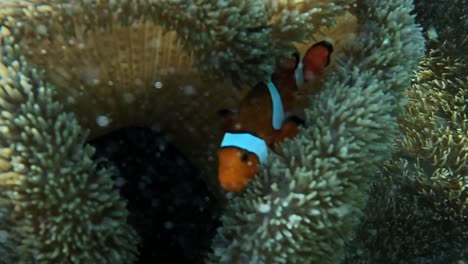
[207,0,424,262]
[0,0,353,195]
[0,33,139,262]
[344,0,468,261]
[0,0,356,262]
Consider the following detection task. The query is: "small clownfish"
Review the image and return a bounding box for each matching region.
[218,41,333,192]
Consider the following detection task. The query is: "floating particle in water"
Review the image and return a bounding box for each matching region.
[164,221,174,230]
[40,49,47,55]
[134,78,144,86]
[36,24,47,35]
[138,181,146,191]
[114,177,127,187]
[158,142,166,151]
[80,67,100,86]
[123,92,136,104]
[66,96,76,104]
[149,38,161,48]
[151,123,161,132]
[96,115,111,127]
[154,81,163,89]
[0,230,7,243]
[152,199,160,208]
[182,85,196,96]
[427,26,438,41]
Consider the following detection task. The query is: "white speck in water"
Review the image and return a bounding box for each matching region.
[134,78,143,86]
[151,123,161,132]
[77,43,85,49]
[152,199,159,208]
[96,115,111,127]
[257,203,271,213]
[107,80,114,86]
[0,230,7,243]
[164,221,174,230]
[183,85,196,96]
[40,49,47,55]
[123,92,135,104]
[114,177,127,187]
[427,26,438,41]
[36,24,47,35]
[149,38,160,48]
[66,96,76,104]
[154,81,163,89]
[158,143,166,151]
[16,21,23,27]
[68,39,75,45]
[80,67,100,86]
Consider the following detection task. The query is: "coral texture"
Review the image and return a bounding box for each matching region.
[207,0,425,263]
[0,31,139,262]
[345,0,468,262]
[0,0,354,263]
[0,0,352,196]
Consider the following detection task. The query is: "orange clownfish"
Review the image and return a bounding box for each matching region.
[218,41,333,192]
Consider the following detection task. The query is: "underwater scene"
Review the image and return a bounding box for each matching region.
[0,0,466,263]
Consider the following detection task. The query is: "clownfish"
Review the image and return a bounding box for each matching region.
[218,41,333,192]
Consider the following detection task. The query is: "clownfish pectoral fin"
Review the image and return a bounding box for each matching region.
[217,109,239,132]
[218,147,260,192]
[302,40,334,82]
[272,115,304,146]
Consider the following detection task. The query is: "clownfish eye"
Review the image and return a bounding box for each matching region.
[240,152,249,163]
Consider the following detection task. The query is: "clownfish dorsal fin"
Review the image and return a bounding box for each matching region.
[217,109,239,132]
[302,40,334,82]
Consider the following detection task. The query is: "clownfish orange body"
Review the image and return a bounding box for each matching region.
[218,41,333,192]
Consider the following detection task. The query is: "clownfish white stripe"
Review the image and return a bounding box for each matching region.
[294,61,304,87]
[220,132,268,164]
[266,78,285,130]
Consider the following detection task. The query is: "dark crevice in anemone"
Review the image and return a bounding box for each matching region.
[89,127,221,264]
